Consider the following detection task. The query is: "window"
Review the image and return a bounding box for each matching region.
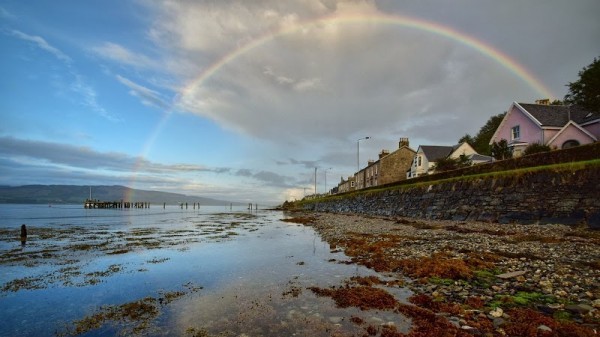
[350,181,355,187]
[562,140,580,149]
[511,125,520,140]
[417,156,422,166]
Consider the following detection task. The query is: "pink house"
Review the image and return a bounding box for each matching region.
[490,101,600,156]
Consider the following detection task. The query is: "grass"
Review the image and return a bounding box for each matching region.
[295,159,600,206]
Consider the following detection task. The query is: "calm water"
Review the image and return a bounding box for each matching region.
[0,204,411,337]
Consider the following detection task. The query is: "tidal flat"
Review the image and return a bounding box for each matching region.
[0,206,412,337]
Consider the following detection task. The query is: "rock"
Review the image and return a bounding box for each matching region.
[492,318,505,328]
[537,325,552,332]
[489,307,503,318]
[328,316,342,324]
[447,317,460,328]
[592,299,600,308]
[496,271,527,279]
[565,304,594,315]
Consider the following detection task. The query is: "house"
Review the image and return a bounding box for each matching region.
[489,101,600,156]
[365,159,379,188]
[337,176,356,193]
[407,142,477,178]
[378,137,417,185]
[352,137,416,190]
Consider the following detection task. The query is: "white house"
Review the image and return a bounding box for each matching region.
[407,142,478,178]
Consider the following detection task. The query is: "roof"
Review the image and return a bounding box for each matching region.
[468,153,493,162]
[518,103,600,127]
[420,145,453,162]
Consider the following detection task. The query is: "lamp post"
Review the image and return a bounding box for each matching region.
[324,167,332,194]
[357,136,370,172]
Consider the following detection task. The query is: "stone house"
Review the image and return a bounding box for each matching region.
[378,137,416,185]
[408,142,477,178]
[355,167,367,190]
[337,176,356,193]
[489,100,600,157]
[351,138,416,191]
[365,159,380,188]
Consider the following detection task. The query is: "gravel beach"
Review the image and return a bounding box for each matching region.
[297,211,600,335]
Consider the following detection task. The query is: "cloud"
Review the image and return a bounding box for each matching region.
[116,75,171,110]
[0,136,211,174]
[91,42,159,70]
[0,137,297,201]
[0,6,16,19]
[6,29,118,121]
[9,29,72,63]
[71,74,121,122]
[144,0,542,150]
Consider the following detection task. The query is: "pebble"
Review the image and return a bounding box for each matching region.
[537,325,552,332]
[304,212,600,328]
[489,308,503,318]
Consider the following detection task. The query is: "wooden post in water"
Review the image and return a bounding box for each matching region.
[163,202,166,209]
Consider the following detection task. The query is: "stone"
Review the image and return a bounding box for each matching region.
[565,304,594,315]
[496,271,527,279]
[592,299,600,308]
[537,325,552,332]
[489,307,503,318]
[588,211,600,230]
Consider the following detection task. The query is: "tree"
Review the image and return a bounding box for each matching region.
[564,57,600,111]
[434,157,460,172]
[433,155,471,173]
[458,134,474,146]
[490,140,513,160]
[459,112,506,155]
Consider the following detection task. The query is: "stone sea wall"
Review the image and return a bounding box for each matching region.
[303,165,600,229]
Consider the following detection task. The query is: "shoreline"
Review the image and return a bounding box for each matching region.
[297,211,599,334]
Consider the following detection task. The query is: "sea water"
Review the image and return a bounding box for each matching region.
[0,204,411,336]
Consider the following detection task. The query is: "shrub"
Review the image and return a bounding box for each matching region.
[523,143,551,156]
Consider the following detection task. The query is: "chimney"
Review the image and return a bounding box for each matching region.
[367,160,375,166]
[535,99,550,105]
[379,150,390,159]
[399,137,409,148]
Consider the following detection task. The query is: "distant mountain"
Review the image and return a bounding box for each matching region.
[0,185,242,206]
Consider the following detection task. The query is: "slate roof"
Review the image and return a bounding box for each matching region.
[518,103,600,127]
[420,146,453,162]
[468,153,493,162]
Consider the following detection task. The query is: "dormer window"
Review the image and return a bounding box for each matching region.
[511,125,520,140]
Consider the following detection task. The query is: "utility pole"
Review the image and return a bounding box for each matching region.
[324,167,332,195]
[314,167,317,195]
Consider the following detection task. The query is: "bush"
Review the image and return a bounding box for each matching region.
[523,143,551,156]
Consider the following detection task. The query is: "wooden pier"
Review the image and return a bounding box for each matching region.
[84,199,150,209]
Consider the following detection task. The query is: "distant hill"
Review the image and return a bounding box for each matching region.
[0,185,242,206]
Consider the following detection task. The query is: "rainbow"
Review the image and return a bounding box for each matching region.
[178,11,555,101]
[126,11,556,200]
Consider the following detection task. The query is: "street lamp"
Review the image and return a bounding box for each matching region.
[357,136,371,172]
[324,167,332,194]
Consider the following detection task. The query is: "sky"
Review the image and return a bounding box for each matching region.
[1,0,599,205]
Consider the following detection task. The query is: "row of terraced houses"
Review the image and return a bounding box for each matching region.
[333,100,600,195]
